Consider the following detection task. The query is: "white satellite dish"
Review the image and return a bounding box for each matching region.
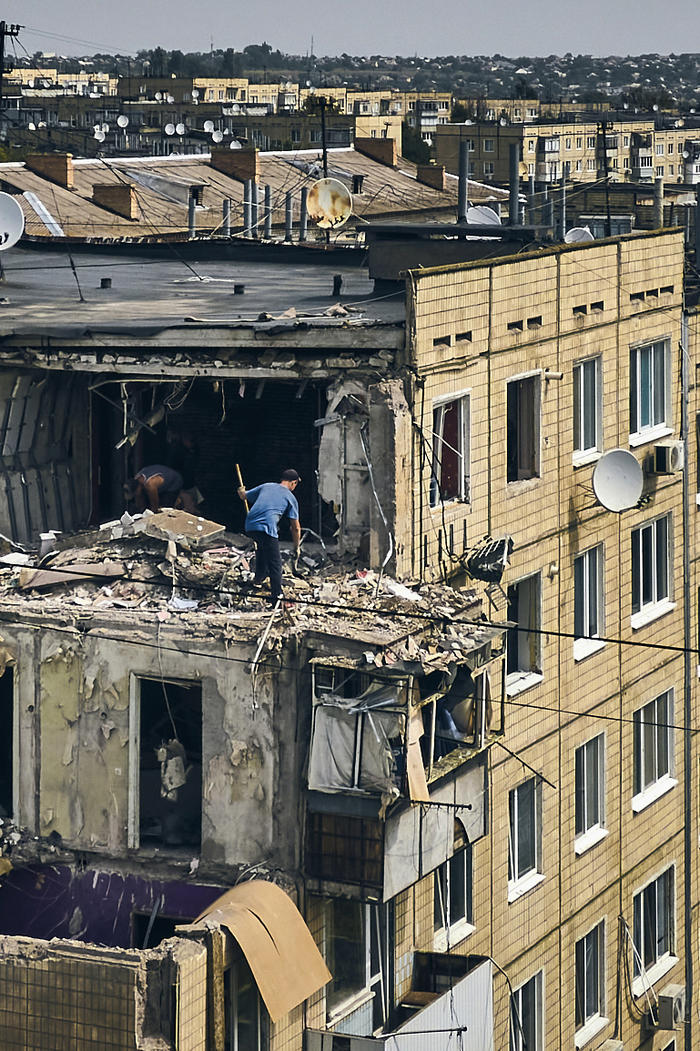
[0,193,25,250]
[164,123,176,136]
[230,139,242,150]
[592,449,643,512]
[94,130,105,142]
[307,178,353,229]
[230,103,240,114]
[38,121,46,129]
[117,114,129,128]
[192,88,199,99]
[212,129,223,143]
[203,119,214,133]
[499,116,507,126]
[166,94,174,103]
[175,122,185,135]
[155,91,162,101]
[28,122,36,131]
[101,123,109,133]
[467,205,502,225]
[565,226,595,243]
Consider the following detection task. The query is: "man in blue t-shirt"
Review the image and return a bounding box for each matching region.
[237,469,301,604]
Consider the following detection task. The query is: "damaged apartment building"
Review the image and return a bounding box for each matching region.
[0,219,698,1051]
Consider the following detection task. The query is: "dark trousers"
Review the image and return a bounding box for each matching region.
[247,531,283,600]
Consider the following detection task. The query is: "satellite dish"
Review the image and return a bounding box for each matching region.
[499,116,507,126]
[203,119,214,133]
[164,123,175,136]
[117,114,129,128]
[230,103,240,114]
[682,150,690,159]
[0,193,25,250]
[212,129,223,143]
[592,449,643,512]
[307,178,353,229]
[192,88,199,99]
[166,94,174,103]
[101,123,109,133]
[230,139,242,149]
[94,130,105,142]
[653,104,659,111]
[28,122,36,131]
[155,91,162,101]
[466,205,501,225]
[565,226,595,243]
[175,122,185,135]
[38,121,46,128]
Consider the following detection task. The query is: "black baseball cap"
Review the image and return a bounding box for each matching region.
[281,468,301,482]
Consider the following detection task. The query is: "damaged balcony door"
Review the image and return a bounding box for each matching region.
[129,676,202,850]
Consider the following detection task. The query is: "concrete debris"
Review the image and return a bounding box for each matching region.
[145,508,226,549]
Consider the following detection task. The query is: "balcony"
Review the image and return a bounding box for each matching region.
[306,954,494,1051]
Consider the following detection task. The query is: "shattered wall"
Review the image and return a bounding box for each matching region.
[0,932,207,1050]
[5,619,301,871]
[0,371,91,545]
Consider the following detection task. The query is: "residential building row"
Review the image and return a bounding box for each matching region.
[0,216,696,1051]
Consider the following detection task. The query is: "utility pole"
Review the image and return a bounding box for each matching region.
[0,22,22,117]
[599,119,612,238]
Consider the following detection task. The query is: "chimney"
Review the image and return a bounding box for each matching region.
[416,163,446,191]
[25,152,74,189]
[354,136,397,168]
[210,146,259,183]
[92,183,138,220]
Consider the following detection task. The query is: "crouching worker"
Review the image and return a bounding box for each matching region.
[238,468,301,604]
[125,464,198,514]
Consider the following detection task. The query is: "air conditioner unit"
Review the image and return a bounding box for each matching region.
[598,1041,624,1051]
[657,983,686,1030]
[654,439,684,474]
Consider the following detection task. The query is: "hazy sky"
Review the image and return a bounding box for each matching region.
[7,0,699,59]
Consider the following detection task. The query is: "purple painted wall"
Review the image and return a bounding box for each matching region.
[0,864,226,947]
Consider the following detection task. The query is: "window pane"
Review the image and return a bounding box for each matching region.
[575,936,585,1026]
[583,360,597,449]
[573,365,582,451]
[517,780,536,877]
[586,739,600,827]
[520,977,536,1051]
[630,350,638,433]
[657,693,669,777]
[631,529,641,613]
[633,892,642,976]
[656,517,668,601]
[449,847,467,924]
[575,745,585,835]
[328,899,366,1009]
[440,401,460,499]
[633,710,642,795]
[574,555,584,639]
[657,870,669,958]
[588,548,599,636]
[434,866,446,931]
[641,525,653,606]
[639,346,651,429]
[643,704,656,788]
[643,883,657,968]
[585,926,599,1019]
[653,342,666,425]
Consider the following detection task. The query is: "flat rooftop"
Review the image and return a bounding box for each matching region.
[0,247,406,340]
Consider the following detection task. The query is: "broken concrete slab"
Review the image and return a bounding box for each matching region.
[145,509,226,550]
[18,562,126,590]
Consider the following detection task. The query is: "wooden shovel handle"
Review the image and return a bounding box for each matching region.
[235,464,249,512]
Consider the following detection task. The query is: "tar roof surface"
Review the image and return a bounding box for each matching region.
[0,247,406,336]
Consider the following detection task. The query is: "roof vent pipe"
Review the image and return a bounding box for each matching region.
[222,198,231,237]
[263,184,272,238]
[457,139,469,222]
[250,181,259,239]
[696,184,700,264]
[243,180,252,237]
[299,186,308,242]
[509,142,520,226]
[285,190,293,241]
[188,195,196,238]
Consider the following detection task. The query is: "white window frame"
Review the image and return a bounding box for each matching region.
[506,572,543,695]
[629,338,671,445]
[433,836,474,950]
[510,970,543,1051]
[632,866,677,996]
[324,899,381,1022]
[631,514,673,629]
[574,544,605,662]
[430,391,471,509]
[508,776,544,901]
[483,161,494,176]
[575,734,607,854]
[573,356,602,464]
[575,920,608,1048]
[484,138,495,152]
[632,689,676,811]
[506,371,541,485]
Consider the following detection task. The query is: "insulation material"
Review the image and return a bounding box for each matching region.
[195,879,331,1023]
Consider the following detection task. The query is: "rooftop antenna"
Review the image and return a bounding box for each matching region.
[592,449,643,512]
[307,178,353,230]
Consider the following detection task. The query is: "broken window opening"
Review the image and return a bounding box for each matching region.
[420,668,494,779]
[0,667,14,818]
[91,378,337,539]
[306,812,383,886]
[506,574,542,684]
[138,677,202,850]
[224,947,267,1051]
[131,909,179,950]
[430,395,470,508]
[324,897,390,1027]
[506,375,540,483]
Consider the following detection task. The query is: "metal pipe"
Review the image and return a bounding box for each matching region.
[188,195,196,238]
[681,309,694,1051]
[560,167,567,238]
[222,198,231,237]
[457,139,469,223]
[695,185,700,263]
[508,142,520,226]
[243,180,252,237]
[285,190,293,241]
[528,176,536,225]
[299,186,308,242]
[545,199,554,227]
[653,177,664,229]
[250,181,259,239]
[263,184,272,239]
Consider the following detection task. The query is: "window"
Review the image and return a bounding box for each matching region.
[508,777,543,897]
[483,161,494,176]
[656,143,664,156]
[575,734,605,850]
[576,136,582,149]
[587,135,596,149]
[565,137,572,149]
[631,515,670,622]
[633,690,674,808]
[224,950,265,1051]
[325,898,391,1027]
[629,339,669,439]
[484,138,495,151]
[668,142,674,154]
[669,163,674,175]
[507,374,540,482]
[656,165,665,177]
[575,922,605,1037]
[507,573,542,689]
[434,822,473,946]
[575,159,582,172]
[510,971,543,1051]
[587,158,596,171]
[527,138,536,153]
[574,545,604,660]
[633,868,675,977]
[573,356,601,459]
[430,395,470,507]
